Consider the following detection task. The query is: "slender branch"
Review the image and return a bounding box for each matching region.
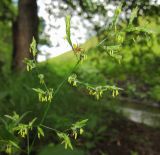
[40,60,80,124]
[40,124,59,133]
[33,58,49,92]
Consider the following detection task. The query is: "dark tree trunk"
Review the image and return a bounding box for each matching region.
[12,0,38,71]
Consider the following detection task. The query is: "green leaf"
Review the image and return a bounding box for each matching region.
[30,37,37,57]
[57,132,73,150]
[126,26,153,34]
[9,140,20,150]
[72,119,88,129]
[103,45,121,51]
[24,58,36,71]
[65,15,72,46]
[112,4,122,27]
[4,115,17,121]
[37,126,45,139]
[5,112,20,122]
[129,7,138,26]
[29,117,37,128]
[32,88,45,94]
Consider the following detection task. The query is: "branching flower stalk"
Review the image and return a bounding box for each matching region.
[0,14,87,155]
[68,74,122,100]
[28,15,87,154]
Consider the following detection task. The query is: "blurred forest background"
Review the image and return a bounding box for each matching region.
[0,0,160,155]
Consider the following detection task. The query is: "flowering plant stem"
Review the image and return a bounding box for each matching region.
[29,60,80,153]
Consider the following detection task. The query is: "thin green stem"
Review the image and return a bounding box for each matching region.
[40,60,80,124]
[33,58,49,92]
[40,124,59,133]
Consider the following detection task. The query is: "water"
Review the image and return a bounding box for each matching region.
[119,107,160,127]
[115,101,160,128]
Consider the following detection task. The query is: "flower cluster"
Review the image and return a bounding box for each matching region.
[68,74,122,100]
[32,88,54,103]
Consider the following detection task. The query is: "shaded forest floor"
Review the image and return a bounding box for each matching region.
[37,107,160,155]
[89,117,160,155]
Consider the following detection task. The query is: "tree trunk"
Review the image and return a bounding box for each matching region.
[12,0,38,71]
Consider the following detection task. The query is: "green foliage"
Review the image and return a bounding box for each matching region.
[78,7,159,105]
[71,119,88,139]
[24,58,36,71]
[38,74,45,84]
[72,119,88,129]
[68,74,122,100]
[14,117,36,138]
[0,4,159,155]
[0,28,89,154]
[126,26,153,34]
[0,112,37,154]
[0,22,12,74]
[32,88,53,103]
[57,132,73,150]
[39,144,84,155]
[18,26,89,153]
[30,37,38,57]
[24,37,38,71]
[65,16,87,62]
[112,4,122,29]
[65,15,72,47]
[68,74,78,86]
[40,118,88,150]
[150,86,160,102]
[103,44,122,63]
[37,126,45,139]
[5,112,36,139]
[129,7,139,26]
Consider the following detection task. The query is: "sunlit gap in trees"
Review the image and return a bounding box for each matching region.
[12,0,160,62]
[37,0,116,62]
